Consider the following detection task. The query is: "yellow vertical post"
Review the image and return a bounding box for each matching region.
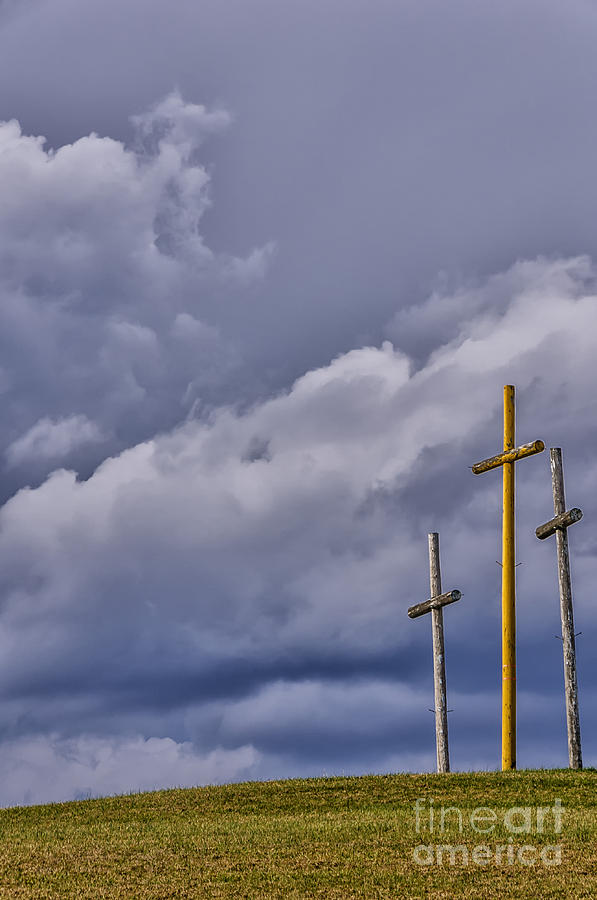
[502,385,516,770]
[472,386,543,769]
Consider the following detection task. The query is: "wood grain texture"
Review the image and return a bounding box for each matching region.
[550,448,582,769]
[471,439,544,475]
[429,533,450,774]
[536,507,583,540]
[407,589,461,619]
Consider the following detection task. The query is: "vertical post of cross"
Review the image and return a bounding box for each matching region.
[536,448,583,769]
[502,385,516,772]
[471,385,544,771]
[408,534,461,773]
[429,532,449,774]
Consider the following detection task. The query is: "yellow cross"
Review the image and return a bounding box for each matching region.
[472,385,544,770]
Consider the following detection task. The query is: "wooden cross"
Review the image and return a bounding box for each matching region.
[408,532,461,773]
[471,385,544,771]
[536,447,583,769]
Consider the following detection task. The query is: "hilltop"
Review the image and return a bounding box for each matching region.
[0,770,595,898]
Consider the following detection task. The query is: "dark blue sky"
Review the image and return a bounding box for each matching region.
[0,0,596,805]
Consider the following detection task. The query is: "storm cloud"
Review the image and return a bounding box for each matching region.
[0,1,596,805]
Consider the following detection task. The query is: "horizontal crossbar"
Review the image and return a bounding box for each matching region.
[472,440,544,474]
[536,507,583,540]
[408,589,461,619]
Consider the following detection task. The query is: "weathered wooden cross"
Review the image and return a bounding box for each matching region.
[536,447,583,769]
[408,532,461,773]
[471,385,544,771]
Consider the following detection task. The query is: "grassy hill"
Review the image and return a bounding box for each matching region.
[0,769,595,898]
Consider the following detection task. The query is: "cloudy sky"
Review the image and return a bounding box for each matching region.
[0,0,597,806]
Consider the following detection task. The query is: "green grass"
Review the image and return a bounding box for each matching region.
[0,769,596,898]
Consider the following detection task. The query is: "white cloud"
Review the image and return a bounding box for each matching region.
[0,734,260,808]
[5,414,104,467]
[0,95,273,492]
[131,91,232,161]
